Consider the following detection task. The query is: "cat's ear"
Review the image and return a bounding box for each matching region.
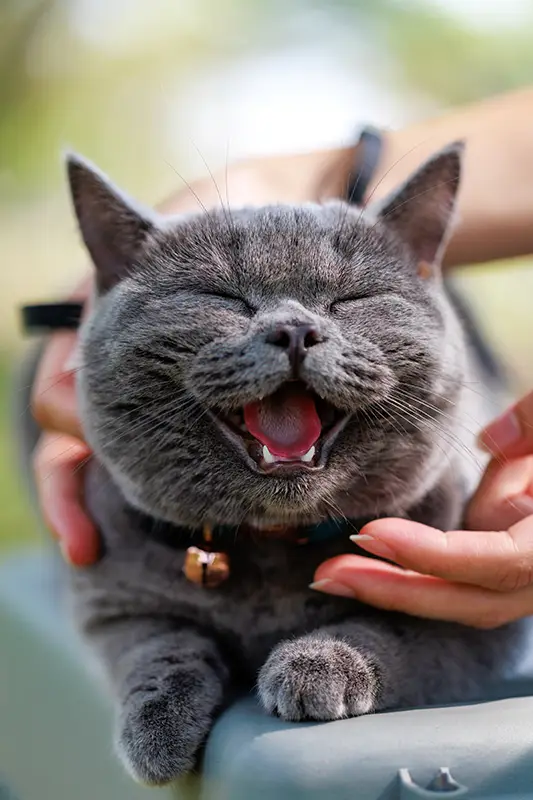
[66,153,157,293]
[373,141,464,269]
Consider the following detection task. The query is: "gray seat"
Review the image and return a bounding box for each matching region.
[2,549,533,800]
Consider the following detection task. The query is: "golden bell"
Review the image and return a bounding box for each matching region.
[183,546,230,588]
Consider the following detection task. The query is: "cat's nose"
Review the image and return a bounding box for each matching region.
[266,324,322,373]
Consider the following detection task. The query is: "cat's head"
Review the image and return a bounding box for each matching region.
[69,143,466,528]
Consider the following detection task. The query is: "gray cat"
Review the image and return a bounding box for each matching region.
[65,142,520,786]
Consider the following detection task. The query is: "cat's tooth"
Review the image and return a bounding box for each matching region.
[301,445,315,463]
[262,445,276,464]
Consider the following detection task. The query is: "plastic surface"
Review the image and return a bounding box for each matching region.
[0,552,187,800]
[2,551,533,800]
[203,696,533,799]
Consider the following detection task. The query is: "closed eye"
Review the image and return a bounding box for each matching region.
[329,293,376,311]
[202,292,256,315]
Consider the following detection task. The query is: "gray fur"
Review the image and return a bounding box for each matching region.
[65,144,520,786]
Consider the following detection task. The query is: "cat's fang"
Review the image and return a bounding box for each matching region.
[301,445,315,463]
[262,445,276,464]
[262,444,315,464]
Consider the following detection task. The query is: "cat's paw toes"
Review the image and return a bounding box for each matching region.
[258,635,379,722]
[116,695,204,785]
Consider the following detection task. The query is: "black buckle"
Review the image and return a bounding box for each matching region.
[20,302,84,334]
[345,125,383,206]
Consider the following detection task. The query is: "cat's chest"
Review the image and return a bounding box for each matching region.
[136,537,362,665]
[84,473,369,665]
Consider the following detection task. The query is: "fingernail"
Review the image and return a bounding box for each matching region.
[308,579,356,598]
[480,410,521,452]
[350,534,395,561]
[509,495,533,518]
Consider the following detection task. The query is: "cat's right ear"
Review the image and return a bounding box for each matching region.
[66,153,157,294]
[370,141,464,270]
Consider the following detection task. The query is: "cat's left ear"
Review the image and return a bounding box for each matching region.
[66,153,159,294]
[372,141,464,270]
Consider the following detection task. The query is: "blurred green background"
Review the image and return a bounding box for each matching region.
[1,0,532,554]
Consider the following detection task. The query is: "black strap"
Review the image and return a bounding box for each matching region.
[345,125,383,206]
[21,301,84,334]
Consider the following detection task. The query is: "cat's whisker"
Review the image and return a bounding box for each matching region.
[224,140,231,216]
[367,400,459,509]
[94,390,199,420]
[66,457,113,512]
[327,499,362,535]
[235,494,266,543]
[393,387,456,414]
[148,406,211,453]
[395,358,505,410]
[361,402,424,511]
[31,369,82,405]
[359,404,407,514]
[385,393,477,459]
[164,160,212,220]
[104,401,213,477]
[382,395,460,453]
[393,385,508,467]
[37,440,91,470]
[191,142,235,239]
[71,451,94,477]
[180,408,211,438]
[98,404,194,452]
[456,379,509,405]
[321,499,350,533]
[90,396,197,442]
[354,138,433,222]
[368,177,461,236]
[392,387,476,436]
[383,396,487,477]
[374,399,457,477]
[91,394,203,452]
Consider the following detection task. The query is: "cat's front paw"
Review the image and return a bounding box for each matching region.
[116,680,211,785]
[258,635,379,722]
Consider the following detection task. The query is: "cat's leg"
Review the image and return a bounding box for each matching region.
[89,618,231,785]
[258,616,510,721]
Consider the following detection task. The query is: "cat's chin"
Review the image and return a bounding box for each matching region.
[208,385,351,477]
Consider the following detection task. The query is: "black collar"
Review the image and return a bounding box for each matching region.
[130,509,379,551]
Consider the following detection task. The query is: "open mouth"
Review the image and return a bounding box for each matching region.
[210,382,350,474]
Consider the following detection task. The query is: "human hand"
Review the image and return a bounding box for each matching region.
[31,277,99,566]
[312,392,533,629]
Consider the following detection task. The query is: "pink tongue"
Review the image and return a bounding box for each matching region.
[243,385,321,458]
